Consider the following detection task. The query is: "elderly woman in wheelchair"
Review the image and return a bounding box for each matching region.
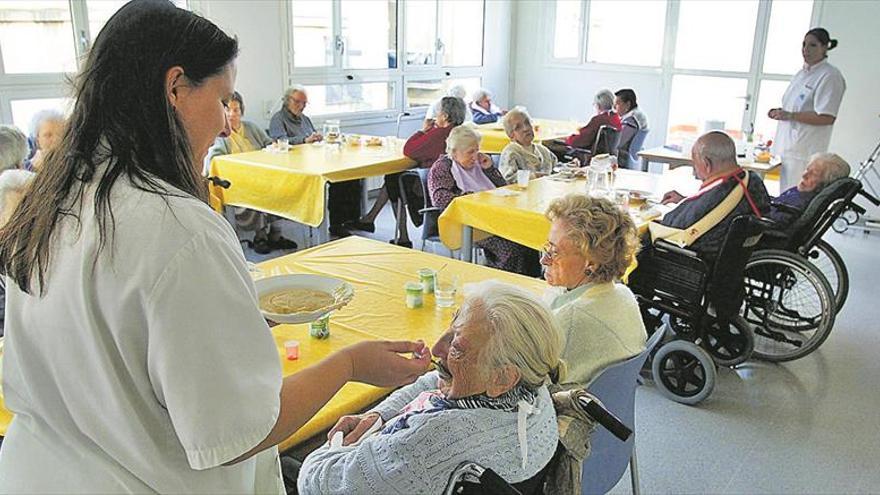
[768,152,850,227]
[541,194,647,387]
[297,281,562,495]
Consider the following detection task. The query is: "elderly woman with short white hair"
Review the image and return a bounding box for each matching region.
[768,151,851,227]
[542,194,646,386]
[24,109,65,171]
[470,87,506,124]
[562,89,622,151]
[498,107,558,184]
[298,281,562,494]
[429,126,540,275]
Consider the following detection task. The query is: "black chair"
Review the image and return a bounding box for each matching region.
[564,125,620,165]
[629,215,771,404]
[398,169,442,250]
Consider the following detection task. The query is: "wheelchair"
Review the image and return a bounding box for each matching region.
[444,393,632,495]
[741,178,878,362]
[628,215,771,405]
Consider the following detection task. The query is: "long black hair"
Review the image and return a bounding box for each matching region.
[0,0,238,294]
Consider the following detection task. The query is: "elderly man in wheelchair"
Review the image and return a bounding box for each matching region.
[627,131,772,404]
[296,281,561,495]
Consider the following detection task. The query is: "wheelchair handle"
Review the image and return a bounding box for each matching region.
[206,176,231,189]
[858,188,880,206]
[478,467,524,495]
[577,395,633,442]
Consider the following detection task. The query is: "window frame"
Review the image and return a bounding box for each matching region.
[283,0,487,124]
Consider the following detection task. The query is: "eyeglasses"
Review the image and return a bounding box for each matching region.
[540,242,560,263]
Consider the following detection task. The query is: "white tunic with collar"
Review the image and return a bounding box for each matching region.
[0,169,283,493]
[772,59,846,189]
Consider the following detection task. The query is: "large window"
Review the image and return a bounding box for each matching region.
[288,0,486,119]
[549,0,815,147]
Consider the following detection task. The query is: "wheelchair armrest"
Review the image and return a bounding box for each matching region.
[769,201,802,215]
[653,239,700,258]
[419,206,441,215]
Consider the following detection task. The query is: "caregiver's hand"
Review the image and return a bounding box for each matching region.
[343,340,431,388]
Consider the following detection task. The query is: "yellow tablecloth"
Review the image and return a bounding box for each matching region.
[438,169,702,251]
[476,119,581,154]
[0,237,545,450]
[209,139,415,227]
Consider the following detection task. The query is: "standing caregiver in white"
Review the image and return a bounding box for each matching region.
[769,27,846,190]
[0,1,430,493]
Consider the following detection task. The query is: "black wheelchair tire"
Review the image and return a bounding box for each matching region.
[702,315,755,367]
[809,239,849,312]
[651,340,716,405]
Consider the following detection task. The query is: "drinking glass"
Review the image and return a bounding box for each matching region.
[434,273,460,308]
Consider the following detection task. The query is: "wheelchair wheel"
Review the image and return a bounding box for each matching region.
[742,250,836,362]
[651,340,716,405]
[702,315,754,367]
[807,240,849,312]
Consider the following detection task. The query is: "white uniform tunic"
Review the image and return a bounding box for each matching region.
[0,169,283,493]
[772,59,846,189]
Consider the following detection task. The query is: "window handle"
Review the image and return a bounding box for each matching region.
[79,29,89,53]
[335,35,345,55]
[435,38,445,52]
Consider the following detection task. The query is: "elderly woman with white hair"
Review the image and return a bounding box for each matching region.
[542,194,646,386]
[0,125,35,335]
[768,152,851,227]
[498,107,558,184]
[298,281,562,494]
[429,126,540,275]
[562,89,621,151]
[470,87,506,125]
[269,85,323,145]
[24,109,65,171]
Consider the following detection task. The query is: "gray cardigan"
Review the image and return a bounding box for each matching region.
[269,107,317,145]
[298,371,559,494]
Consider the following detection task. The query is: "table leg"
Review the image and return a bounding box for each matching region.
[641,156,649,173]
[308,183,331,248]
[461,225,473,262]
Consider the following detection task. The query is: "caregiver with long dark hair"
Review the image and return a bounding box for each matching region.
[0,1,428,492]
[769,27,846,190]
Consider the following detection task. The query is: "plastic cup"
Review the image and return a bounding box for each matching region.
[434,274,459,308]
[418,268,435,294]
[517,169,531,189]
[405,281,424,309]
[284,340,300,360]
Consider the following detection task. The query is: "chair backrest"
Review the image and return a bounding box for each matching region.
[581,326,665,495]
[784,177,861,252]
[399,169,439,240]
[593,125,620,156]
[708,215,771,318]
[628,129,649,170]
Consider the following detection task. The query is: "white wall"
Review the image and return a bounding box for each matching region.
[198,0,513,139]
[819,0,880,169]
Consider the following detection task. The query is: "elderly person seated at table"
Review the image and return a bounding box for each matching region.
[271,85,361,237]
[562,89,621,151]
[0,125,35,335]
[469,87,506,125]
[348,97,468,247]
[655,131,770,256]
[613,89,649,169]
[206,92,296,254]
[425,84,472,127]
[24,109,65,171]
[498,107,558,184]
[429,126,540,275]
[298,281,561,495]
[542,194,646,386]
[768,152,850,227]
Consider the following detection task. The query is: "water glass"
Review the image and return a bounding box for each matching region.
[516,169,531,188]
[434,274,459,308]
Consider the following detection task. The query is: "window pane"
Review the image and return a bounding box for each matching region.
[10,97,72,135]
[763,0,813,75]
[341,0,397,69]
[552,0,581,59]
[438,0,483,67]
[674,0,759,72]
[405,77,481,108]
[0,1,76,73]
[405,0,437,65]
[304,82,395,115]
[291,0,333,68]
[754,79,790,144]
[586,0,665,66]
[87,0,187,44]
[667,75,748,144]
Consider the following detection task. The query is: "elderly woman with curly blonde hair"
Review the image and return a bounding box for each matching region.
[542,194,646,387]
